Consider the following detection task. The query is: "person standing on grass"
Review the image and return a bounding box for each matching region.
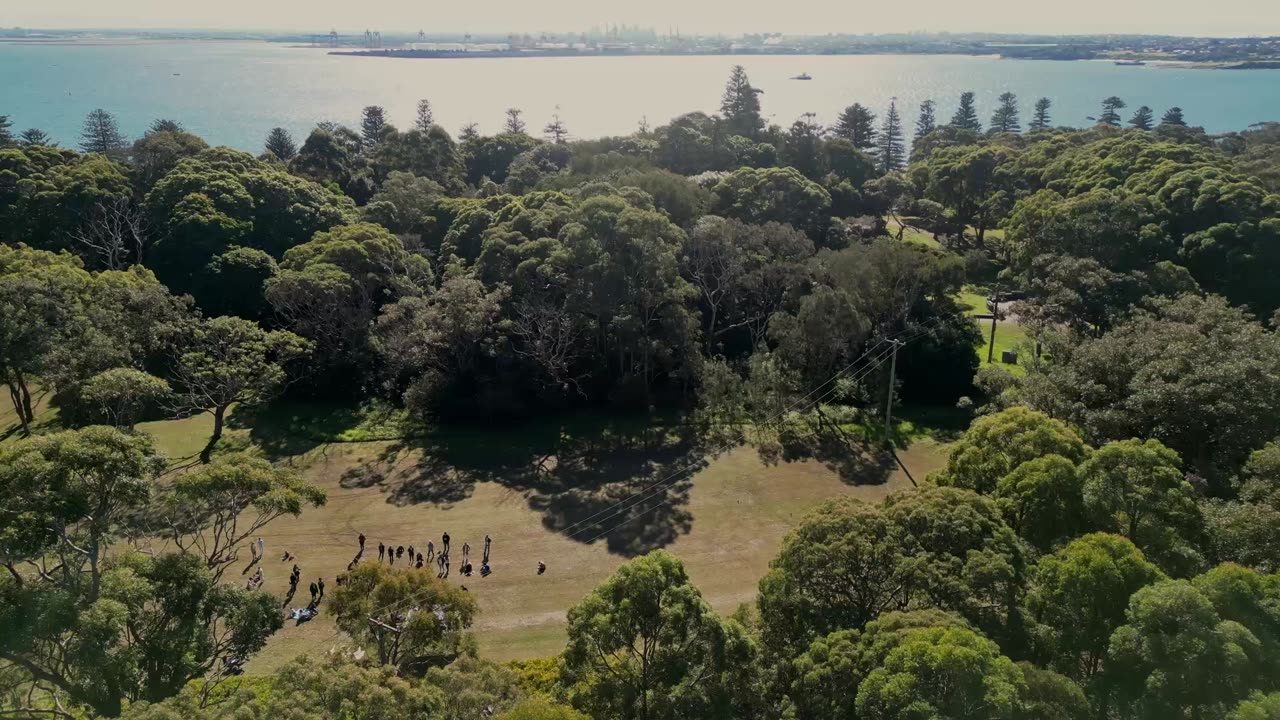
[484,534,491,563]
[378,542,385,563]
[317,578,325,600]
[408,545,415,561]
[309,581,318,601]
[257,537,265,560]
[462,542,470,564]
[442,532,450,555]
[358,533,365,550]
[426,541,434,561]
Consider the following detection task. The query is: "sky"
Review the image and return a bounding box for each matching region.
[4,0,1279,37]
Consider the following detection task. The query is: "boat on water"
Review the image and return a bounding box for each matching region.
[1114,60,1146,66]
[791,73,812,80]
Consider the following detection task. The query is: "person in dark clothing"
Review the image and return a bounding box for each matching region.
[358,533,366,550]
[317,578,325,599]
[426,541,434,561]
[309,582,318,600]
[408,545,415,561]
[537,561,546,575]
[378,543,385,562]
[483,534,491,563]
[396,546,404,560]
[442,532,450,554]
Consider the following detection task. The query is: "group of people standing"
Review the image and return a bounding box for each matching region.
[281,560,325,612]
[357,531,494,580]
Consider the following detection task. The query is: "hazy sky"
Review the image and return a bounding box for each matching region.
[5,0,1278,36]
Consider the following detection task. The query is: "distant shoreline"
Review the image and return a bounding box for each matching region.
[2,36,1276,69]
[325,47,1280,68]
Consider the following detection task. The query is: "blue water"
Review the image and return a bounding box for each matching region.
[2,40,1278,152]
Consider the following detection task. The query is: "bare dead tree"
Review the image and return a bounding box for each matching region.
[510,297,588,395]
[67,197,148,270]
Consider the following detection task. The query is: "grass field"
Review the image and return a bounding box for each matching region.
[957,285,1033,375]
[885,217,942,249]
[2,393,954,668]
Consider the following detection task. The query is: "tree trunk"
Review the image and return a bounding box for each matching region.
[19,379,33,423]
[200,405,227,464]
[14,371,34,423]
[6,381,30,437]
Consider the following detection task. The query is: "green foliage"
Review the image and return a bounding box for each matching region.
[331,563,478,672]
[0,427,283,717]
[990,92,1022,134]
[464,133,541,185]
[709,166,832,239]
[169,315,311,454]
[159,453,326,578]
[79,368,171,428]
[146,147,356,292]
[856,625,1025,720]
[562,550,757,720]
[922,143,1017,246]
[757,486,1029,659]
[125,654,447,720]
[1105,578,1265,719]
[497,698,588,720]
[834,103,877,149]
[1027,294,1280,483]
[1079,439,1204,574]
[949,91,983,132]
[131,129,209,191]
[1231,692,1280,720]
[720,66,764,139]
[1026,533,1166,680]
[266,222,430,370]
[932,406,1087,494]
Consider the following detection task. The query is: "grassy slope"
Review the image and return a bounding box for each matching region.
[3,396,954,667]
[957,284,1032,376]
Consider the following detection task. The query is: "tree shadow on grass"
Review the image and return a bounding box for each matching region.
[227,400,423,461]
[338,417,708,557]
[763,416,898,487]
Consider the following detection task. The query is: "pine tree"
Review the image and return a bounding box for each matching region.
[1098,96,1127,127]
[989,92,1021,134]
[80,108,127,155]
[0,115,13,147]
[1160,107,1187,127]
[19,128,52,147]
[264,127,298,161]
[459,122,480,143]
[1029,97,1053,131]
[914,100,937,142]
[504,108,527,134]
[415,99,434,131]
[950,92,982,132]
[878,100,905,173]
[361,106,391,147]
[833,103,878,150]
[544,113,569,143]
[1129,106,1155,131]
[720,65,764,138]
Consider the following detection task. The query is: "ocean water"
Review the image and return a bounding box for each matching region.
[2,40,1278,152]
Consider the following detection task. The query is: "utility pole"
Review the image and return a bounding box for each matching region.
[883,339,903,444]
[987,284,1000,364]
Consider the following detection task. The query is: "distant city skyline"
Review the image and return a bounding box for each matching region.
[5,0,1279,37]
